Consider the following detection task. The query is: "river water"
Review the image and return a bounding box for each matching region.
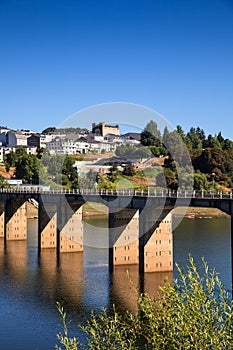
[0,215,231,350]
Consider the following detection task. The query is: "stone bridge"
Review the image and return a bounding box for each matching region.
[0,188,232,274]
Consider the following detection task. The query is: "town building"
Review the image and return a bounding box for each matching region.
[27,133,53,148]
[5,131,28,147]
[92,122,120,136]
[46,136,77,154]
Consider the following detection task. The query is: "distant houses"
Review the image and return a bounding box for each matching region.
[0,122,141,162]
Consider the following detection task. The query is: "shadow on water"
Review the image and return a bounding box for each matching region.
[0,215,231,349]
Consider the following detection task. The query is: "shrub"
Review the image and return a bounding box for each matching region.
[56,257,233,349]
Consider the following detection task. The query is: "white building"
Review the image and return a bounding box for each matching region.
[6,131,28,147]
[2,145,37,156]
[46,136,77,154]
[75,138,90,154]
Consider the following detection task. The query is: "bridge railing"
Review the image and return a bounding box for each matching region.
[0,187,232,199]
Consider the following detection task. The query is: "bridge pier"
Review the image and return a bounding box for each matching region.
[57,200,83,253]
[38,198,84,254]
[109,209,139,270]
[109,206,173,273]
[4,199,27,241]
[38,201,57,250]
[139,207,173,273]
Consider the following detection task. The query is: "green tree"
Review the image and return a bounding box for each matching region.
[15,153,40,184]
[141,120,161,147]
[78,170,97,190]
[204,135,222,149]
[36,147,44,159]
[5,162,11,172]
[223,139,233,150]
[4,151,18,167]
[156,168,178,189]
[41,154,79,188]
[0,175,9,188]
[186,127,204,149]
[42,127,56,134]
[149,145,168,157]
[176,125,185,140]
[122,164,136,176]
[194,171,209,191]
[162,126,170,145]
[116,144,151,159]
[107,164,119,182]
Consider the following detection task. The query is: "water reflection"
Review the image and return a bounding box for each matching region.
[111,264,139,312]
[173,216,231,291]
[0,215,231,350]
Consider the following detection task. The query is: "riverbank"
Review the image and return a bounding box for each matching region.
[26,201,108,219]
[173,206,229,218]
[26,201,229,219]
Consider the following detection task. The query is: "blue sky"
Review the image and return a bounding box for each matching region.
[0,0,232,138]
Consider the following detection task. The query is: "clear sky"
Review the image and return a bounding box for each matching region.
[0,0,232,137]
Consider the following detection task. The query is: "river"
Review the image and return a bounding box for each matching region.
[0,215,231,350]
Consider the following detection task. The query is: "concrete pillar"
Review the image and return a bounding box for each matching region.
[0,201,4,238]
[109,208,139,269]
[139,207,173,273]
[5,199,27,240]
[144,211,173,272]
[58,201,84,253]
[38,202,57,250]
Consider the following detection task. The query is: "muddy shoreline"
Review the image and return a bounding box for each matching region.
[26,202,228,219]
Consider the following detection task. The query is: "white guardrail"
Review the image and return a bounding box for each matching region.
[0,187,232,199]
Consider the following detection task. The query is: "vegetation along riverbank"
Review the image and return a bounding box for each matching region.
[55,257,233,349]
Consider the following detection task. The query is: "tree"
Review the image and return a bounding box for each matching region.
[217,131,224,146]
[186,127,204,149]
[40,154,80,188]
[0,175,9,188]
[194,171,209,191]
[15,153,40,184]
[36,147,44,159]
[122,164,136,176]
[141,120,161,147]
[5,162,11,172]
[149,145,168,157]
[204,135,221,149]
[4,151,18,167]
[116,144,152,159]
[163,130,191,167]
[107,164,119,182]
[223,139,233,150]
[162,126,170,145]
[176,125,185,140]
[156,168,178,189]
[42,127,56,134]
[78,170,98,190]
[56,257,233,349]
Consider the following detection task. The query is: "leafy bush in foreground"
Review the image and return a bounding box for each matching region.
[55,257,233,349]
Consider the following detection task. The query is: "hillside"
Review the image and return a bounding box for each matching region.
[0,165,15,179]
